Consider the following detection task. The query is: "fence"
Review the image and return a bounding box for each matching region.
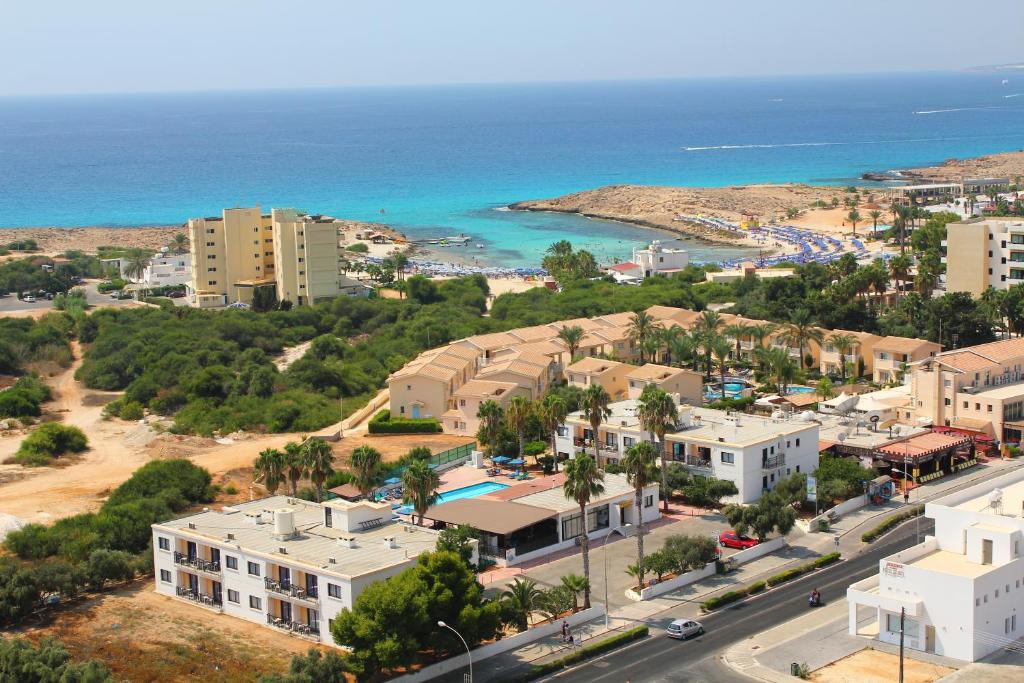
[384,442,476,481]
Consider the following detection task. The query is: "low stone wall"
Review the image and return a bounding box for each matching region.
[806,495,869,532]
[730,536,787,564]
[626,561,717,601]
[395,605,605,682]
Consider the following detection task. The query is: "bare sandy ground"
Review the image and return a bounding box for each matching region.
[811,648,954,683]
[897,149,1024,183]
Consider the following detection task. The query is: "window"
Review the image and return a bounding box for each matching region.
[299,284,306,289]
[206,241,215,247]
[988,404,993,413]
[227,589,240,604]
[795,465,800,473]
[206,228,215,234]
[207,254,216,259]
[644,495,654,508]
[265,238,273,243]
[249,596,262,610]
[796,438,800,447]
[298,257,305,263]
[160,569,171,583]
[976,597,981,607]
[762,447,768,457]
[226,555,238,570]
[720,452,735,464]
[207,280,217,286]
[623,436,635,448]
[328,583,342,599]
[886,613,919,638]
[247,561,260,577]
[964,401,969,409]
[158,537,170,551]
[207,267,217,272]
[944,398,951,406]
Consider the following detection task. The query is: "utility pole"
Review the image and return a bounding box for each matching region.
[898,607,906,683]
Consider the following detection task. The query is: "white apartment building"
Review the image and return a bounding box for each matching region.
[555,399,819,503]
[847,468,1024,661]
[152,496,459,647]
[633,240,690,277]
[142,253,192,287]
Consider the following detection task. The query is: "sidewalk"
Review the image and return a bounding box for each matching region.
[449,458,1023,682]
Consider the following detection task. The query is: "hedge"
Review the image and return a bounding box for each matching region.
[702,553,843,610]
[861,506,925,543]
[368,409,442,434]
[766,552,841,587]
[513,625,649,681]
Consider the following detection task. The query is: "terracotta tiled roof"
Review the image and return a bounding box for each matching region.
[608,262,640,272]
[626,363,685,381]
[567,357,626,374]
[934,351,995,372]
[874,336,940,355]
[508,325,560,343]
[452,379,520,398]
[945,337,1024,363]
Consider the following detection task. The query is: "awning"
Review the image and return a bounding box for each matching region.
[877,432,972,461]
[421,499,555,536]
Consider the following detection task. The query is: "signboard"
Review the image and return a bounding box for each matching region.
[883,561,905,578]
[806,476,817,502]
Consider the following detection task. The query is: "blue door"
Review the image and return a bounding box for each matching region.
[412,405,421,418]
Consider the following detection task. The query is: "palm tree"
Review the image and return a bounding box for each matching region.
[847,209,861,237]
[477,400,504,456]
[779,309,823,370]
[401,460,440,525]
[667,329,697,370]
[122,248,150,283]
[560,574,589,613]
[711,336,733,389]
[172,233,188,254]
[301,438,335,502]
[657,325,684,366]
[869,209,882,237]
[581,384,611,463]
[538,394,568,472]
[349,445,382,497]
[723,323,752,360]
[562,454,604,609]
[826,332,857,385]
[622,441,657,591]
[637,386,677,513]
[557,325,585,363]
[506,395,533,461]
[695,311,724,380]
[888,254,912,301]
[253,448,285,496]
[501,577,545,632]
[627,310,658,364]
[282,441,306,497]
[758,347,799,395]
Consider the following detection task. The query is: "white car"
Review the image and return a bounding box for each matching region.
[23,295,36,303]
[666,619,704,640]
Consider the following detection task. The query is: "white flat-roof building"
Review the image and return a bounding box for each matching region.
[632,240,690,278]
[847,468,1024,661]
[152,496,459,647]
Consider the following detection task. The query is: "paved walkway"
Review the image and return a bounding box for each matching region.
[451,458,1024,682]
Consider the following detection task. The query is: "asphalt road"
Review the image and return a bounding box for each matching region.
[547,517,936,683]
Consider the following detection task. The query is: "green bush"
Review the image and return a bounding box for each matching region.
[523,440,547,457]
[701,589,749,611]
[861,506,925,543]
[14,423,88,466]
[766,552,842,587]
[118,400,145,421]
[368,411,442,434]
[747,580,766,594]
[0,375,52,418]
[346,242,369,253]
[0,637,114,680]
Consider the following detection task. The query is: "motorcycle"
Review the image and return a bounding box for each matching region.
[808,592,823,608]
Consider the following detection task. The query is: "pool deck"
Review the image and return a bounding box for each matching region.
[437,463,495,493]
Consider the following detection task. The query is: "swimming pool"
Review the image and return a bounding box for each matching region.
[786,386,816,394]
[705,381,746,400]
[435,481,509,504]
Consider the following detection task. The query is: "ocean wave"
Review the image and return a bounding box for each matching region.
[682,135,1010,152]
[914,105,1022,114]
[1005,93,1023,98]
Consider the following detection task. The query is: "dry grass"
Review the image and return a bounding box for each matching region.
[811,648,955,683]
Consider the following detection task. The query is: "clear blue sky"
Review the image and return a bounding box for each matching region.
[2,0,1022,96]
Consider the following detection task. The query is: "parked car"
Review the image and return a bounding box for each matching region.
[666,619,704,640]
[719,531,759,550]
[23,295,36,303]
[168,290,186,298]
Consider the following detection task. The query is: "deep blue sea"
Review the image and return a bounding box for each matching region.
[2,72,1023,266]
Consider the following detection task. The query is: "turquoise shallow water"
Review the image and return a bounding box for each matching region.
[2,72,1023,266]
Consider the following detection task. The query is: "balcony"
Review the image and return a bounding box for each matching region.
[762,454,785,470]
[266,613,321,640]
[175,586,223,610]
[684,457,713,471]
[265,577,319,605]
[174,552,221,574]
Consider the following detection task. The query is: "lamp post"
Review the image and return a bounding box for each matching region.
[602,523,625,629]
[438,620,471,682]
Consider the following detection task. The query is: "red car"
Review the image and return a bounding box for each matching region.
[719,531,758,550]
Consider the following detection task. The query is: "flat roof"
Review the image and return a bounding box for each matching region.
[155,496,439,579]
[511,473,641,514]
[966,381,1024,401]
[954,477,1024,517]
[909,549,991,578]
[816,414,929,450]
[421,499,554,535]
[667,407,816,447]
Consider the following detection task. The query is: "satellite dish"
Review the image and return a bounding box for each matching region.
[869,415,880,423]
[837,432,847,442]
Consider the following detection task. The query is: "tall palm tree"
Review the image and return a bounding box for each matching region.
[476,400,504,456]
[627,310,659,364]
[622,441,657,591]
[723,323,752,360]
[501,577,546,632]
[349,445,382,498]
[506,395,533,461]
[122,248,150,283]
[581,384,611,463]
[657,325,683,366]
[695,311,724,380]
[401,459,440,525]
[758,347,799,395]
[667,329,697,370]
[172,233,188,254]
[301,438,335,502]
[562,454,604,609]
[747,322,777,351]
[557,325,585,363]
[847,208,861,237]
[538,394,568,471]
[869,209,882,237]
[826,332,857,385]
[282,441,306,497]
[637,386,677,513]
[888,254,912,302]
[253,448,285,496]
[779,309,823,370]
[560,574,589,613]
[711,335,733,389]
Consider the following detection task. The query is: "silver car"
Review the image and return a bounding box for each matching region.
[666,619,704,640]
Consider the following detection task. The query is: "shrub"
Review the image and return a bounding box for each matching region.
[368,411,442,434]
[516,626,649,681]
[861,507,924,543]
[766,552,842,587]
[14,423,88,466]
[0,637,114,681]
[701,589,749,611]
[0,375,52,418]
[523,440,547,457]
[118,400,145,421]
[747,580,766,594]
[346,242,369,253]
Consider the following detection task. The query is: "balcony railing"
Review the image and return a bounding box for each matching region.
[264,577,319,601]
[266,613,320,638]
[173,552,221,574]
[175,586,222,608]
[762,454,785,470]
[684,457,713,470]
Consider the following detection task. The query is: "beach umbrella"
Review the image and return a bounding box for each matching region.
[507,458,525,466]
[384,477,401,485]
[492,456,511,463]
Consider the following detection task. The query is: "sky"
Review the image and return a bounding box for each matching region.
[2,0,1023,96]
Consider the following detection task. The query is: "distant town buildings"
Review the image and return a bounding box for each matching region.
[186,206,370,308]
[103,252,192,288]
[944,218,1024,297]
[847,468,1024,661]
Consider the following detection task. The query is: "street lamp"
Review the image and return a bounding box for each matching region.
[602,523,626,629]
[438,620,471,682]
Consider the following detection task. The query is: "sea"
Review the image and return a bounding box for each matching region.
[2,71,1023,267]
